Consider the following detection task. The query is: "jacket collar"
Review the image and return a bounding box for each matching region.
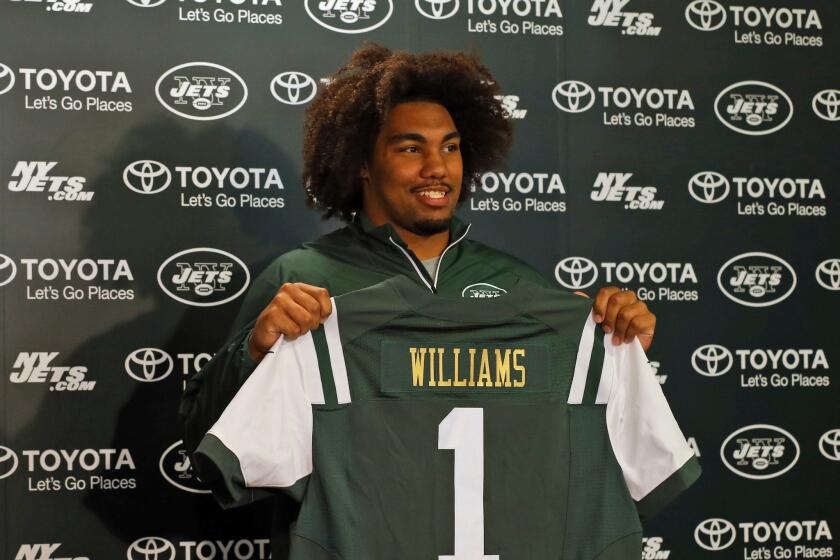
[352,212,470,249]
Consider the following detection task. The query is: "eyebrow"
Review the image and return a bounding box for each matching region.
[386,131,461,144]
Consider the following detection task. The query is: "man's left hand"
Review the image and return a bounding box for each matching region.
[589,287,656,351]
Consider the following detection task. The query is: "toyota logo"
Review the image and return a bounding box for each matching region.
[0,63,14,96]
[123,160,172,195]
[691,344,733,377]
[270,71,317,106]
[554,257,598,290]
[0,253,17,288]
[551,80,596,114]
[127,537,176,560]
[0,446,19,480]
[125,348,174,382]
[816,259,840,291]
[695,518,737,551]
[813,89,840,122]
[688,171,730,204]
[125,0,167,6]
[415,0,459,19]
[819,429,840,461]
[685,0,727,31]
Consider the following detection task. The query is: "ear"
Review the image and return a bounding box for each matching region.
[359,163,369,180]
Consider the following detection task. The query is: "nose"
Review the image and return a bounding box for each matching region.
[420,148,446,181]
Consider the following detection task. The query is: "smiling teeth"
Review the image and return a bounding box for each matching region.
[418,191,445,199]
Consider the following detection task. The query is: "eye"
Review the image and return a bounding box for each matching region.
[444,143,460,153]
[399,145,420,153]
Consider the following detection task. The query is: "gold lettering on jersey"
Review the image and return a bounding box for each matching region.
[410,346,527,389]
[513,348,526,388]
[410,347,427,387]
[494,349,511,387]
[452,348,466,387]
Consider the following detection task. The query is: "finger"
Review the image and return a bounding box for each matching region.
[602,290,638,335]
[281,296,322,333]
[296,283,333,321]
[624,315,656,351]
[592,286,620,323]
[253,309,298,348]
[612,301,648,344]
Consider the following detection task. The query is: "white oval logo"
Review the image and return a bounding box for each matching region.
[157,247,250,307]
[270,71,317,106]
[685,0,726,31]
[0,253,17,287]
[720,424,799,480]
[695,518,737,551]
[552,80,596,114]
[715,81,793,136]
[416,0,459,20]
[819,429,840,461]
[717,252,796,307]
[123,160,172,194]
[125,348,174,382]
[554,257,598,290]
[0,63,15,96]
[691,344,733,377]
[812,89,840,122]
[155,62,248,121]
[127,537,176,560]
[461,283,507,299]
[305,0,394,34]
[159,440,211,494]
[125,0,167,7]
[688,171,729,204]
[815,258,840,291]
[0,446,19,480]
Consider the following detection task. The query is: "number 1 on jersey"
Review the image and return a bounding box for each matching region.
[438,408,500,560]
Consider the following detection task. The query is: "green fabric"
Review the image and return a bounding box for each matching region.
[636,456,702,519]
[179,213,552,557]
[197,276,697,558]
[194,433,278,509]
[180,214,549,453]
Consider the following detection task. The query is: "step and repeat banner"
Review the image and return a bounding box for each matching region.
[1,1,838,559]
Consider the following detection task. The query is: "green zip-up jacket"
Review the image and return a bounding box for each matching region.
[180,213,551,457]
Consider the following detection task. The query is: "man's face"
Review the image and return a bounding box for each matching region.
[361,101,463,236]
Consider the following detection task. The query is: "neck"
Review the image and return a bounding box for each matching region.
[392,225,450,260]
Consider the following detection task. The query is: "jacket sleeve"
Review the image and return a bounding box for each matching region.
[179,259,291,455]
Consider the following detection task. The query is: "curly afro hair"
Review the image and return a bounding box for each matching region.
[302,43,512,221]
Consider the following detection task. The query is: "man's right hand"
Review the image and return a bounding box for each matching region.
[247,282,333,362]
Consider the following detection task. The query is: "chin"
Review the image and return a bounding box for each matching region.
[409,217,452,236]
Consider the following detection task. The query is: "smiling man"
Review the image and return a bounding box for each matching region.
[181,43,657,558]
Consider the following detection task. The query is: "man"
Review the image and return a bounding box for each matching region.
[180,43,657,557]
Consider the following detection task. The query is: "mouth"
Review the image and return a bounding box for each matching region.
[413,185,451,207]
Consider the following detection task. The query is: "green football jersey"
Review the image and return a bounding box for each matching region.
[195,275,700,559]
